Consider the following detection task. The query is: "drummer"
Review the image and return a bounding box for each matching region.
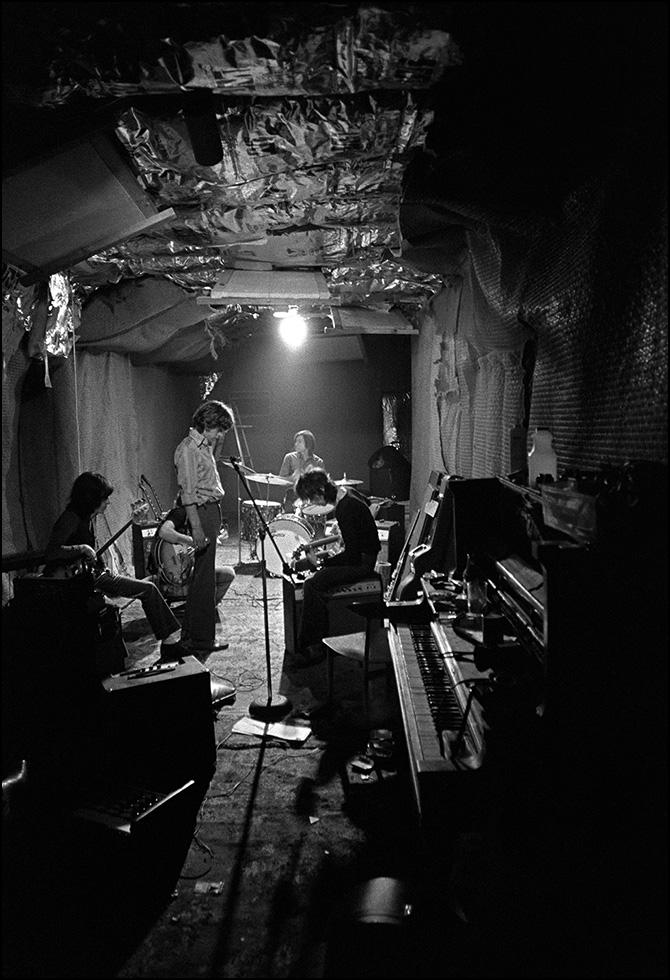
[278,430,325,513]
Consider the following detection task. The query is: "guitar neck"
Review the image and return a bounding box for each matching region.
[96,516,134,558]
[307,533,341,550]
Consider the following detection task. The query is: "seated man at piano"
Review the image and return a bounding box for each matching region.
[293,468,381,667]
[43,471,192,662]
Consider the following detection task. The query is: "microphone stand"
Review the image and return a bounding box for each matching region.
[230,458,292,722]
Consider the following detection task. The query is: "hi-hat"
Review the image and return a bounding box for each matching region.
[247,471,292,486]
[334,477,363,487]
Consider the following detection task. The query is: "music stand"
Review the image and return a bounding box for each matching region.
[230,459,292,721]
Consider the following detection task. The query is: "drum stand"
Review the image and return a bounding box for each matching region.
[230,459,292,722]
[227,412,254,568]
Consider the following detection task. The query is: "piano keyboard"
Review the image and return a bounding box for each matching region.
[387,620,486,821]
[71,778,195,834]
[409,624,465,734]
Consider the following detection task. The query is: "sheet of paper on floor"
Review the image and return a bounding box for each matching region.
[231,716,312,743]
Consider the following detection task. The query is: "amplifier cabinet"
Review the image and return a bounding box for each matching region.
[100,656,216,787]
[282,575,381,656]
[132,521,161,579]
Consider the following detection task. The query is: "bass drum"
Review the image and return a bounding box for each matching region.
[263,515,313,577]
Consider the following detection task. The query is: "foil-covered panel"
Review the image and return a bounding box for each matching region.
[115,95,428,207]
[34,8,460,105]
[325,258,443,305]
[2,265,37,364]
[44,274,81,358]
[2,269,81,364]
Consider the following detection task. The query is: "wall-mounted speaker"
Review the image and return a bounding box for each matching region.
[2,133,175,284]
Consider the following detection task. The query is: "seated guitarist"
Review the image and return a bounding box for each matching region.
[150,502,235,620]
[42,473,230,687]
[294,468,380,667]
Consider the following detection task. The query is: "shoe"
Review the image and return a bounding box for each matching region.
[294,643,327,668]
[187,640,230,653]
[209,675,236,704]
[160,639,190,663]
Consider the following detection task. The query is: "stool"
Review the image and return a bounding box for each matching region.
[323,600,389,716]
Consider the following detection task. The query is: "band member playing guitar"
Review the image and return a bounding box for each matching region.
[42,472,192,663]
[173,399,235,657]
[293,468,380,667]
[149,502,235,611]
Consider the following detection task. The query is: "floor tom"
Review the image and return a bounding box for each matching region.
[241,500,282,551]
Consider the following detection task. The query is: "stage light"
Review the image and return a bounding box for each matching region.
[275,308,308,348]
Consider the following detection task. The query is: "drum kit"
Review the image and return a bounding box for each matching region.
[224,462,364,575]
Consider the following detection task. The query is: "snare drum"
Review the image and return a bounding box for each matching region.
[264,515,313,577]
[241,500,281,549]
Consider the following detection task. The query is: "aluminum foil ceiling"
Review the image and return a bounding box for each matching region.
[4,3,463,361]
[26,5,458,296]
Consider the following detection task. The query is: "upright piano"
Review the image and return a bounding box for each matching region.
[384,467,667,974]
[384,472,667,835]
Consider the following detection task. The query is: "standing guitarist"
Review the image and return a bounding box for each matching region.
[43,472,196,665]
[173,399,235,656]
[149,502,235,617]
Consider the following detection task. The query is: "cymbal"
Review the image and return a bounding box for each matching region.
[334,477,363,487]
[247,471,292,486]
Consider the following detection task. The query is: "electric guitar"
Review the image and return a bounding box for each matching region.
[290,533,342,570]
[154,539,197,590]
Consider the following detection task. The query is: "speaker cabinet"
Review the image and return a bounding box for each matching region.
[2,134,176,284]
[100,656,216,787]
[282,576,382,656]
[132,521,161,578]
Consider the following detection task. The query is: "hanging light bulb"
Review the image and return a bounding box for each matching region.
[274,307,308,348]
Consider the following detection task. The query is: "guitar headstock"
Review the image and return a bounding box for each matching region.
[131,499,151,524]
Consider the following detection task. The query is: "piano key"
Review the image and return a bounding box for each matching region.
[387,619,487,822]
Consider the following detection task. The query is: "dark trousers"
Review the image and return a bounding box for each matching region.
[96,571,180,640]
[181,500,222,649]
[298,558,375,649]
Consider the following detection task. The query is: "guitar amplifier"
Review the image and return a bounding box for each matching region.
[283,575,382,656]
[132,521,161,578]
[375,520,403,568]
[99,656,216,787]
